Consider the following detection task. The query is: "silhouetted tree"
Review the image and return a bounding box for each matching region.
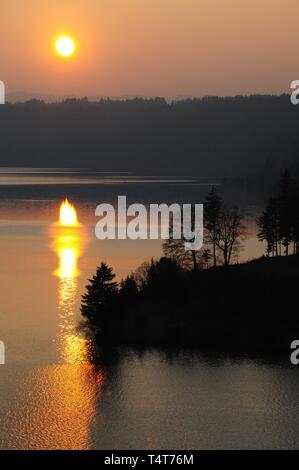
[204,187,222,266]
[278,169,298,255]
[119,274,139,299]
[81,262,118,332]
[259,169,299,256]
[133,260,152,288]
[143,257,182,296]
[201,249,212,269]
[163,220,207,272]
[163,235,201,272]
[257,197,280,256]
[215,205,245,266]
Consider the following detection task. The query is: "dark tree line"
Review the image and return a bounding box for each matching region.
[81,255,299,352]
[257,170,299,256]
[81,258,184,340]
[1,94,299,176]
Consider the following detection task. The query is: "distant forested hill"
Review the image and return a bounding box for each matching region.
[0,95,298,176]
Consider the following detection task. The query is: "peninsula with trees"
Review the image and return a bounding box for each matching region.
[81,171,299,354]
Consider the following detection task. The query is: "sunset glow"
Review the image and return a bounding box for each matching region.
[55,36,76,57]
[59,199,78,226]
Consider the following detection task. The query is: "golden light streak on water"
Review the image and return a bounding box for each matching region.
[13,201,108,450]
[8,365,106,449]
[50,201,91,364]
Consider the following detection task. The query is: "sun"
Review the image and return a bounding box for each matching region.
[55,36,76,57]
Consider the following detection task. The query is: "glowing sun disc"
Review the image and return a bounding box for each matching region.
[55,36,76,57]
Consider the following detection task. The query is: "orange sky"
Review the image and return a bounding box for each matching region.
[0,0,298,97]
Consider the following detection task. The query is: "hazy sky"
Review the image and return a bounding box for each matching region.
[1,0,298,97]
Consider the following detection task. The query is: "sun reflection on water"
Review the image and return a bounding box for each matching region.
[50,200,91,364]
[37,200,108,450]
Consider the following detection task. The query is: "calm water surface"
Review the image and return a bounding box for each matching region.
[0,170,297,450]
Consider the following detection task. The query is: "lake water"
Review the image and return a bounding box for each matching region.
[0,169,298,450]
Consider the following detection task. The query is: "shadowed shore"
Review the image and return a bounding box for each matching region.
[81,255,299,354]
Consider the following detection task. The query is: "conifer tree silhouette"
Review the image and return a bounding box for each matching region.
[81,262,118,331]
